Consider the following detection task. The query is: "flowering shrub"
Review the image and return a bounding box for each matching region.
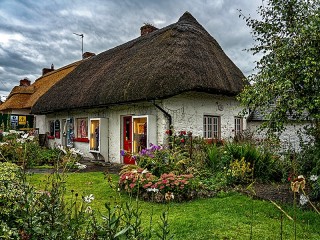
[0,132,60,167]
[153,172,194,195]
[118,167,195,201]
[226,157,253,185]
[135,143,190,177]
[118,167,156,194]
[166,129,192,147]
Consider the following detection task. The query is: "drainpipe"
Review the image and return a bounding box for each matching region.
[151,100,172,132]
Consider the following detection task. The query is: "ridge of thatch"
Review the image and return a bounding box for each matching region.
[32,11,246,114]
[0,60,82,112]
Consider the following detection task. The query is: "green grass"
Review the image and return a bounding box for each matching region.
[28,172,320,239]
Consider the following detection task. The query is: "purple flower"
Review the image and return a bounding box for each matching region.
[120,150,126,156]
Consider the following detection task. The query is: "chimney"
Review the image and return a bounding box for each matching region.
[140,23,158,36]
[19,77,31,87]
[82,52,96,59]
[42,63,55,76]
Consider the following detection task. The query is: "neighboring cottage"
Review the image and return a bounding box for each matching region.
[0,61,83,130]
[247,109,310,151]
[31,12,247,163]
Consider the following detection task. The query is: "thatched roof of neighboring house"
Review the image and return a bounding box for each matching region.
[0,61,82,113]
[32,12,246,114]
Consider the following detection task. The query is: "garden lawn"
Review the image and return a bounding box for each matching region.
[28,172,320,239]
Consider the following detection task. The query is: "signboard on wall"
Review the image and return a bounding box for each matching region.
[11,115,18,128]
[19,116,27,125]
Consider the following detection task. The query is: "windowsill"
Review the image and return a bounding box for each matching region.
[204,138,224,144]
[74,138,89,143]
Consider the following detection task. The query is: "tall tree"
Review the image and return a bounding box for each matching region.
[239,0,320,143]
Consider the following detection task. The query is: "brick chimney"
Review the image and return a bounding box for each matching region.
[140,23,158,36]
[19,77,31,87]
[42,64,55,76]
[82,52,96,59]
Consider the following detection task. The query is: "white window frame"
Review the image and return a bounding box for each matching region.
[203,115,221,139]
[234,117,243,136]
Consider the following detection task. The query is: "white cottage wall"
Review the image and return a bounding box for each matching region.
[34,115,47,134]
[43,103,160,163]
[247,121,311,151]
[162,92,246,140]
[39,92,248,164]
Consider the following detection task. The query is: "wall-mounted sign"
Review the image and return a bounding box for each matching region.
[11,115,18,123]
[19,116,27,125]
[11,115,18,129]
[55,120,60,130]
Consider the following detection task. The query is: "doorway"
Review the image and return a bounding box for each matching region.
[123,116,134,164]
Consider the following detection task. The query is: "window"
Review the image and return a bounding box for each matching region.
[234,117,243,136]
[77,118,88,138]
[203,115,220,139]
[48,120,55,138]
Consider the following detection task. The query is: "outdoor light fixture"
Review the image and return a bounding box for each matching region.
[73,32,84,58]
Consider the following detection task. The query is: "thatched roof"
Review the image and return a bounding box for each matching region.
[0,61,81,113]
[32,12,246,114]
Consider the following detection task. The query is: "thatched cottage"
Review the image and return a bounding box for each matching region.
[31,12,247,163]
[0,62,82,131]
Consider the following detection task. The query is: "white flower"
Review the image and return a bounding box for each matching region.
[70,148,84,156]
[147,188,159,193]
[75,162,87,169]
[83,194,94,203]
[299,194,308,206]
[17,138,25,143]
[85,206,93,214]
[141,169,148,174]
[27,136,35,141]
[57,145,67,154]
[132,169,138,173]
[21,133,29,139]
[310,175,318,182]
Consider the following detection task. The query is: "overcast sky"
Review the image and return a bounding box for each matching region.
[0,0,262,100]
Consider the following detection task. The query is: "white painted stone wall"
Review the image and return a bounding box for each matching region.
[162,92,246,141]
[247,121,311,151]
[34,115,46,134]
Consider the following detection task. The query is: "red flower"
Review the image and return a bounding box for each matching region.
[180,138,185,143]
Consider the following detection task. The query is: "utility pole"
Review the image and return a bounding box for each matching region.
[73,33,84,58]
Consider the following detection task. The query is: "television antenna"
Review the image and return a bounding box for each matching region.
[73,32,84,57]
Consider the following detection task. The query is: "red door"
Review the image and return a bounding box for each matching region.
[123,116,135,164]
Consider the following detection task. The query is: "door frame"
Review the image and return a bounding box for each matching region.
[122,116,134,164]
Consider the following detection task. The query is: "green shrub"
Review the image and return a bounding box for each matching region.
[224,142,282,182]
[0,162,24,239]
[0,133,60,167]
[296,143,320,176]
[226,157,253,185]
[206,144,221,171]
